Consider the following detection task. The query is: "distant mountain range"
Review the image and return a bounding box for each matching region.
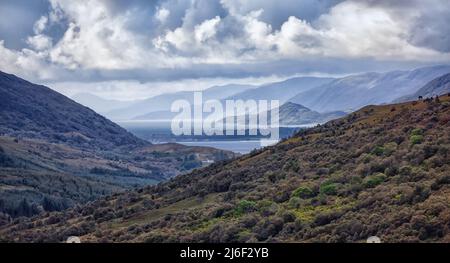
[88,65,450,122]
[133,101,346,128]
[223,102,346,127]
[394,73,450,102]
[106,84,256,120]
[225,77,334,105]
[71,93,139,114]
[133,65,450,126]
[0,71,236,218]
[289,65,450,112]
[105,77,333,121]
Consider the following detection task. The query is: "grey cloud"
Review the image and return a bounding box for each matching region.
[0,0,49,50]
[408,8,450,53]
[354,0,450,53]
[39,57,436,84]
[1,0,450,89]
[222,0,343,29]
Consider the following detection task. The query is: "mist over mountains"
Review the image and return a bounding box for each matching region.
[71,93,139,114]
[289,65,450,112]
[102,84,256,120]
[73,65,450,125]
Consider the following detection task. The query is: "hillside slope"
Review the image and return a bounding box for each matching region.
[395,73,450,102]
[2,95,449,242]
[277,102,346,126]
[289,65,450,112]
[0,71,146,150]
[0,72,237,219]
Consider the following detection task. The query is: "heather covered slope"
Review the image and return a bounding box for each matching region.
[0,72,237,220]
[2,96,449,242]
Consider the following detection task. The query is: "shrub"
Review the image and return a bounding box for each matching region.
[291,186,314,199]
[363,173,386,188]
[410,135,424,145]
[410,128,424,145]
[431,175,450,190]
[383,142,398,156]
[257,200,278,216]
[288,197,302,209]
[319,182,338,195]
[234,200,257,216]
[399,165,412,176]
[371,146,385,156]
[410,128,423,136]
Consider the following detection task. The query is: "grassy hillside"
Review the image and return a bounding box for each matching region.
[0,71,237,219]
[0,135,236,219]
[1,95,449,242]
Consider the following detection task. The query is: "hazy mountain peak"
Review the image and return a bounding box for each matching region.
[289,65,450,112]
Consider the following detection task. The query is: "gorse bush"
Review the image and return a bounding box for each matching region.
[410,135,424,145]
[411,128,423,136]
[291,186,314,199]
[371,146,385,156]
[363,173,386,188]
[234,200,257,216]
[410,128,424,145]
[319,182,339,195]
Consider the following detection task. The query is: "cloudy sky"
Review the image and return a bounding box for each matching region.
[1,0,450,100]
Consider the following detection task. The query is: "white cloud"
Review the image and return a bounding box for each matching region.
[155,7,170,23]
[27,34,52,50]
[0,0,449,86]
[44,0,152,70]
[33,16,48,34]
[195,16,220,43]
[0,40,56,80]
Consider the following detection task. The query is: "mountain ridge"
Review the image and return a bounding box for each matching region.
[289,65,450,112]
[106,84,257,120]
[394,73,450,102]
[0,71,148,150]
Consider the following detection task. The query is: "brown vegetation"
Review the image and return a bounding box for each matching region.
[1,96,450,243]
